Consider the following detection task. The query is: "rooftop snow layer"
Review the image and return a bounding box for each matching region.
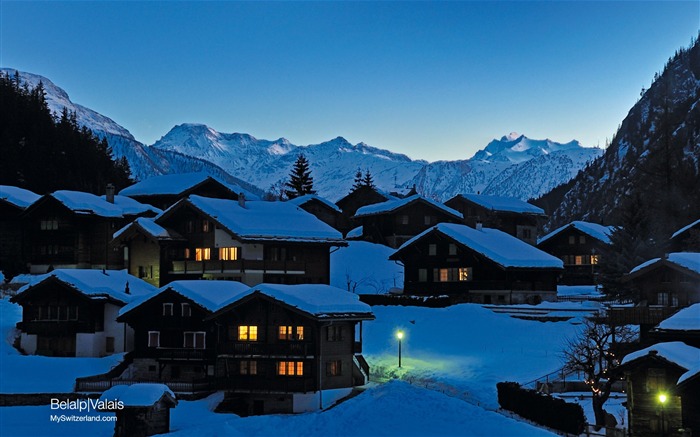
[52,190,124,217]
[119,172,256,199]
[0,185,40,209]
[100,194,161,216]
[458,194,545,215]
[218,283,373,318]
[396,223,563,269]
[184,195,344,243]
[678,365,700,385]
[101,383,175,407]
[630,252,700,275]
[15,269,156,304]
[354,194,462,219]
[538,221,613,245]
[113,217,175,240]
[621,341,700,371]
[287,194,342,213]
[656,303,700,331]
[119,280,250,316]
[672,218,700,239]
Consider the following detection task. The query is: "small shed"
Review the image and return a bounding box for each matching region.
[101,383,177,437]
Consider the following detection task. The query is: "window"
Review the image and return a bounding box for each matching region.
[646,368,666,392]
[240,360,257,375]
[296,326,304,340]
[433,267,472,282]
[520,228,532,240]
[195,248,211,261]
[439,268,449,282]
[428,244,437,256]
[327,325,343,341]
[106,337,115,353]
[399,215,409,225]
[279,325,305,340]
[458,267,472,281]
[327,360,342,376]
[657,292,669,306]
[186,220,195,233]
[219,247,239,261]
[448,244,457,255]
[568,235,575,245]
[277,361,304,376]
[181,303,192,317]
[184,331,206,349]
[163,303,174,316]
[575,255,584,265]
[579,236,586,244]
[184,248,191,259]
[148,331,160,348]
[202,220,211,232]
[591,254,599,265]
[238,326,258,341]
[40,218,58,230]
[424,215,435,226]
[418,268,428,282]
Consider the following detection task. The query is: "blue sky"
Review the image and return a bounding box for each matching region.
[1,1,698,161]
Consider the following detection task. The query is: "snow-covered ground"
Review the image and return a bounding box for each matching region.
[330,241,403,294]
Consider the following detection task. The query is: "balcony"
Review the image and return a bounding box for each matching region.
[170,259,306,275]
[607,306,679,326]
[17,320,95,335]
[142,347,214,361]
[217,342,313,357]
[214,376,316,393]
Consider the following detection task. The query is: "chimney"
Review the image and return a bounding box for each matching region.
[106,183,115,204]
[125,282,130,295]
[238,192,246,208]
[476,222,483,231]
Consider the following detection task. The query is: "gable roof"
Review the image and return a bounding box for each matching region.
[450,194,545,215]
[12,269,156,305]
[628,252,700,278]
[354,194,463,220]
[213,283,374,320]
[0,185,40,209]
[113,217,185,242]
[160,195,345,244]
[101,384,176,407]
[100,194,162,216]
[655,303,700,332]
[119,280,250,318]
[392,223,563,269]
[287,194,342,213]
[119,172,257,200]
[50,190,124,217]
[621,341,700,372]
[538,221,614,246]
[335,185,398,206]
[672,218,700,240]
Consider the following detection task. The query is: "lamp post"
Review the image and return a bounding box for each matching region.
[397,331,404,368]
[658,393,667,437]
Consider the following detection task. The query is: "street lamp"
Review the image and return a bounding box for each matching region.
[658,392,667,437]
[396,331,404,368]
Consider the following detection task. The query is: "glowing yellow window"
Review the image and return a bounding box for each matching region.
[458,267,471,281]
[296,326,304,340]
[238,325,258,341]
[439,269,449,282]
[195,248,211,261]
[219,247,239,261]
[591,254,599,265]
[277,361,303,376]
[279,326,292,340]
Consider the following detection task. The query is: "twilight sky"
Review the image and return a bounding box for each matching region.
[1,1,698,162]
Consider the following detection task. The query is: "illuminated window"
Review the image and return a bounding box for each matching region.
[277,361,304,376]
[181,303,192,317]
[238,325,258,341]
[163,303,173,316]
[240,360,257,375]
[575,256,584,265]
[433,267,472,282]
[591,254,599,265]
[428,244,437,256]
[195,248,211,261]
[279,326,292,340]
[327,360,342,376]
[183,331,205,349]
[458,267,471,281]
[184,248,191,259]
[148,331,160,348]
[439,268,449,282]
[202,220,211,232]
[296,326,304,340]
[219,247,239,261]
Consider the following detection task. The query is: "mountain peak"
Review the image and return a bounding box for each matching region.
[501,132,523,142]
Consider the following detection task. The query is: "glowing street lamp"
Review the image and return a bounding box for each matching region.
[396,331,404,368]
[658,392,668,437]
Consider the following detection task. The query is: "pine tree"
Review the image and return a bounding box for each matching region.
[362,169,375,188]
[284,154,315,199]
[352,168,363,190]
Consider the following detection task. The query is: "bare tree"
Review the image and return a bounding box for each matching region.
[562,318,636,429]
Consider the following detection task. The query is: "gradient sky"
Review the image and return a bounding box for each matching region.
[1,1,698,162]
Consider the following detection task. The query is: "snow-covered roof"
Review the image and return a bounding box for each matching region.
[621,341,700,371]
[455,194,545,215]
[394,223,563,269]
[346,226,363,239]
[538,221,613,245]
[655,303,700,332]
[629,252,700,275]
[100,194,161,216]
[354,194,463,220]
[678,365,700,386]
[0,185,40,209]
[217,283,374,319]
[672,218,700,239]
[173,195,344,243]
[557,285,602,297]
[14,269,156,304]
[287,194,342,213]
[113,217,181,241]
[119,280,250,317]
[119,172,256,199]
[50,190,124,217]
[101,383,176,407]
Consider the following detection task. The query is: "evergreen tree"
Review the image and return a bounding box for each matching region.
[284,154,315,199]
[352,168,363,190]
[362,169,375,188]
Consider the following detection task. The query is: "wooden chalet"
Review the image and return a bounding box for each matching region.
[352,194,463,248]
[20,190,159,274]
[116,280,249,383]
[287,194,343,231]
[208,283,374,415]
[112,195,347,287]
[650,303,700,348]
[670,218,700,252]
[10,269,155,357]
[335,185,397,234]
[101,384,177,437]
[444,194,546,245]
[389,223,563,304]
[537,221,613,285]
[119,172,255,211]
[617,342,700,437]
[0,185,40,277]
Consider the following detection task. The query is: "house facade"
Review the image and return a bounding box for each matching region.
[389,223,563,304]
[335,185,397,234]
[444,194,546,245]
[537,221,613,285]
[625,253,700,308]
[10,269,155,357]
[0,185,40,277]
[287,194,343,232]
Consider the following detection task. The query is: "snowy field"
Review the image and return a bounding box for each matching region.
[0,291,591,436]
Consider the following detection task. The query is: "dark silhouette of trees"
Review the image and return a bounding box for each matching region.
[284,154,315,199]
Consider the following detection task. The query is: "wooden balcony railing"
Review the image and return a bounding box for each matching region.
[607,306,679,326]
[170,259,306,275]
[217,342,313,357]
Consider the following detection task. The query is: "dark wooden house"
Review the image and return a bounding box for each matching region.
[537,221,613,285]
[389,223,563,304]
[444,194,546,245]
[117,280,249,382]
[20,190,159,274]
[335,185,397,234]
[10,269,155,357]
[0,185,40,277]
[650,303,700,347]
[119,172,255,211]
[101,383,177,437]
[287,194,343,231]
[625,253,700,308]
[670,219,700,252]
[617,342,700,437]
[207,283,374,415]
[352,194,463,248]
[112,195,346,287]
